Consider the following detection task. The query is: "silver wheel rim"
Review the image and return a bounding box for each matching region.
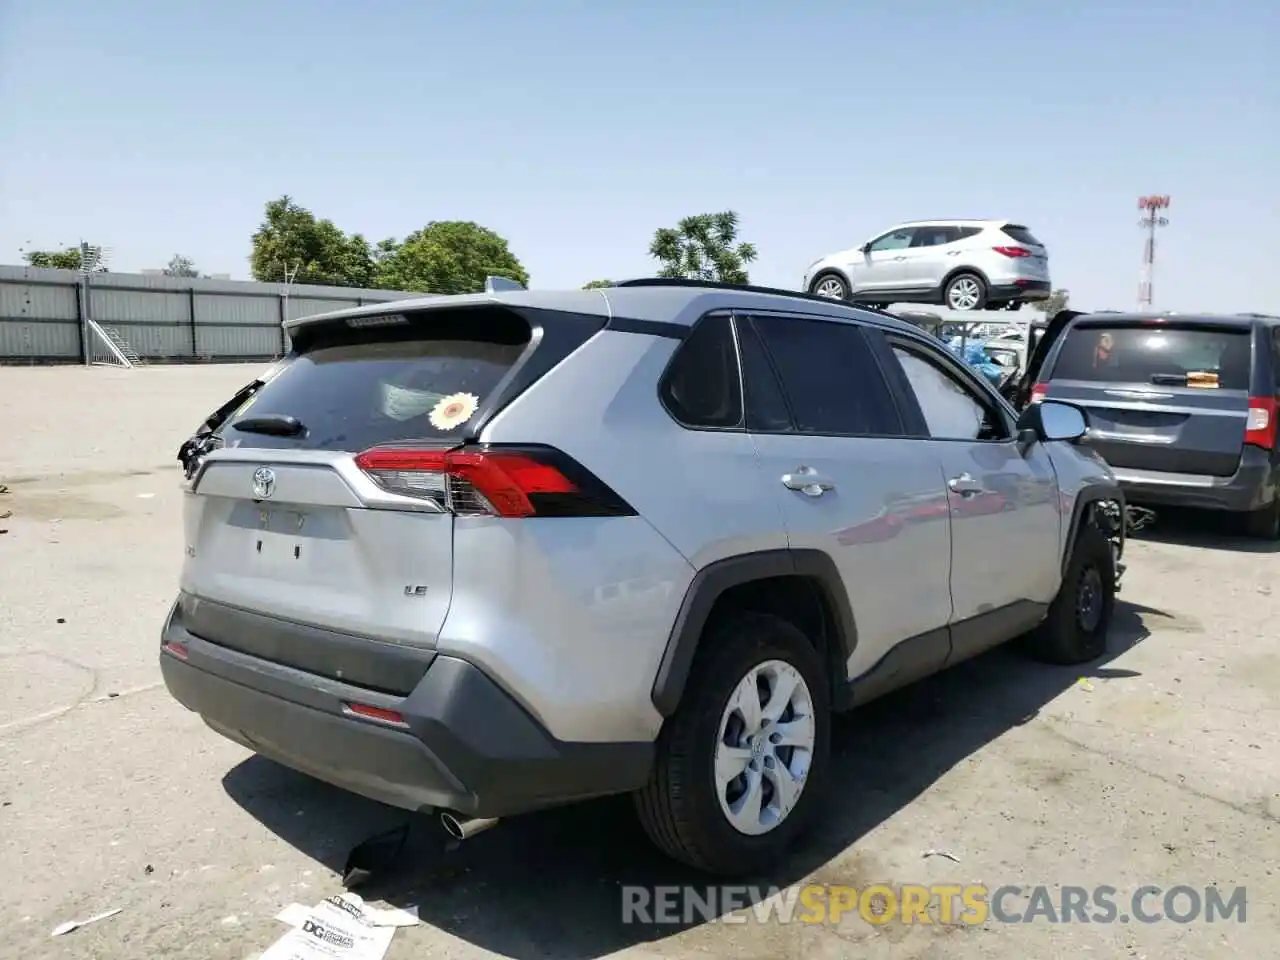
[814,277,845,299]
[948,278,981,310]
[714,659,816,836]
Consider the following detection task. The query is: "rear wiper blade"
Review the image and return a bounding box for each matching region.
[232,414,306,436]
[1150,373,1188,385]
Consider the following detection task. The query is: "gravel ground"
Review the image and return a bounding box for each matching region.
[1,364,1276,960]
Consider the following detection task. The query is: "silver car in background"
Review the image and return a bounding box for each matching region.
[804,219,1051,312]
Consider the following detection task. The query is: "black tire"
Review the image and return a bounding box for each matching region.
[1024,520,1116,665]
[809,272,849,301]
[1244,498,1280,540]
[943,272,987,311]
[635,611,831,876]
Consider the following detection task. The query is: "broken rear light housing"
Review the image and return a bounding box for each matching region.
[353,444,637,518]
[1246,397,1277,450]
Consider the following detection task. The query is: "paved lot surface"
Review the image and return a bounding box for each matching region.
[1,364,1277,959]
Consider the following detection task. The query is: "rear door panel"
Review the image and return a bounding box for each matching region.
[1045,383,1247,476]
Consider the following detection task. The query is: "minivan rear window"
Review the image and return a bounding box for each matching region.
[221,308,531,451]
[1001,224,1042,247]
[1050,323,1252,391]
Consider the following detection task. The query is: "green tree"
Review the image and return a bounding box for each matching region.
[372,221,529,294]
[649,211,757,284]
[1039,288,1070,318]
[249,196,374,288]
[164,254,200,278]
[581,279,614,289]
[23,244,107,272]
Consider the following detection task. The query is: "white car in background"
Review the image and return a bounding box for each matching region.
[803,219,1052,312]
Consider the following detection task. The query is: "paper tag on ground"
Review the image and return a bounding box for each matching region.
[262,896,396,960]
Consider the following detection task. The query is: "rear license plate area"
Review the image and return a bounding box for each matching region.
[252,508,314,574]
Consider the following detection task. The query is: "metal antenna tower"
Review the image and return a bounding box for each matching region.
[1137,195,1170,308]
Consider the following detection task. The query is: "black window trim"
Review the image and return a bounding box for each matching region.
[731,312,799,434]
[655,309,748,434]
[879,331,1018,443]
[732,307,915,440]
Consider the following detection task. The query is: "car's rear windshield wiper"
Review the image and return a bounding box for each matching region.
[1149,373,1188,385]
[232,414,306,436]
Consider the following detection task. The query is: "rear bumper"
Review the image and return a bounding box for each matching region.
[988,280,1050,301]
[159,600,653,818]
[1110,445,1277,513]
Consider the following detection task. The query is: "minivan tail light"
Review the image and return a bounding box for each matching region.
[1245,397,1277,450]
[992,246,1031,258]
[1030,383,1048,404]
[353,445,636,518]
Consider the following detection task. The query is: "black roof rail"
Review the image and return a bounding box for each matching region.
[609,277,902,320]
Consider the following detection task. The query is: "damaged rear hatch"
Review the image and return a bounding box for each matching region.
[179,302,598,691]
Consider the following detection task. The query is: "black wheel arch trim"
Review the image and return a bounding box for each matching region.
[650,549,857,717]
[1063,481,1125,575]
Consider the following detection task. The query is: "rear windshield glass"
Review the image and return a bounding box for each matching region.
[1050,324,1251,390]
[220,311,530,451]
[1001,224,1042,246]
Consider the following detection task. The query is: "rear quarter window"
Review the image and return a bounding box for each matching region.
[1001,224,1042,246]
[221,307,532,451]
[1049,324,1252,391]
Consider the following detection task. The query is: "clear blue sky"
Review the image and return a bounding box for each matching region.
[1,0,1276,312]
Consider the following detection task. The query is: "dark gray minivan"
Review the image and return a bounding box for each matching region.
[1031,312,1280,538]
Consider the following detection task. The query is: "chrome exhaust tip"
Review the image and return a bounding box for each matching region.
[439,813,500,841]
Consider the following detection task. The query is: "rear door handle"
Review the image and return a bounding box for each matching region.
[782,466,835,496]
[948,473,983,497]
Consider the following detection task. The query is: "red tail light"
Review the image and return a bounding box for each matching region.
[344,702,407,725]
[1030,383,1048,404]
[353,445,635,518]
[1246,397,1277,450]
[992,246,1031,258]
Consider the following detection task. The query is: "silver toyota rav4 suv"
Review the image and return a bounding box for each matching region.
[162,278,1125,876]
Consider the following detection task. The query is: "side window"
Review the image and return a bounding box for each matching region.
[735,317,794,432]
[750,314,902,436]
[910,226,955,248]
[953,226,983,242]
[660,314,743,429]
[868,229,915,253]
[891,343,1010,442]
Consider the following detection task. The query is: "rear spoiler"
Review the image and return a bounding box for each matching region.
[484,275,525,293]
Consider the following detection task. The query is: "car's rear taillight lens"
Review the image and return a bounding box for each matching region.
[992,246,1031,258]
[1030,383,1048,404]
[1245,397,1277,450]
[353,444,636,518]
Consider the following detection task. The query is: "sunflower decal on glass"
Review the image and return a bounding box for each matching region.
[429,392,480,431]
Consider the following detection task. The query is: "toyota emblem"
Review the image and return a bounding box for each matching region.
[251,466,276,500]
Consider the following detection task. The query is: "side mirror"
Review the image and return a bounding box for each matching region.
[860,243,871,254]
[1016,399,1088,447]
